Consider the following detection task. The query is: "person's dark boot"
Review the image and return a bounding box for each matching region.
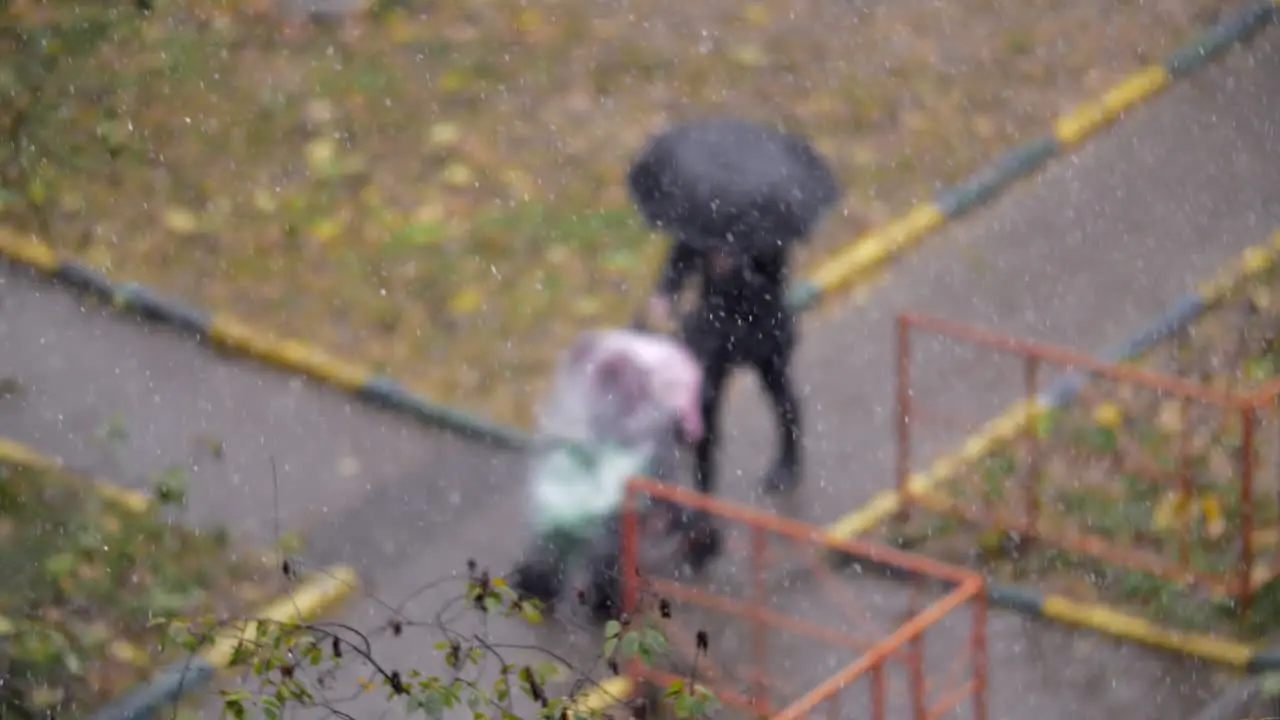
[682,513,723,574]
[511,542,567,614]
[588,559,623,623]
[763,455,801,495]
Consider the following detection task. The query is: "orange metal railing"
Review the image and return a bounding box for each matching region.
[619,477,988,719]
[894,312,1280,616]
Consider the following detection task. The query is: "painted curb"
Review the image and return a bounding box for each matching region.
[0,437,154,516]
[838,554,1261,670]
[0,228,533,452]
[799,0,1277,307]
[86,565,360,720]
[823,231,1280,670]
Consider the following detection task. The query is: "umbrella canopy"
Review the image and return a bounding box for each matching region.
[628,117,841,255]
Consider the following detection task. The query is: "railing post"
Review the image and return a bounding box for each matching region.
[1023,357,1041,536]
[896,315,913,523]
[751,525,771,718]
[972,583,989,720]
[1240,406,1257,617]
[1177,396,1193,568]
[870,663,886,720]
[908,583,927,720]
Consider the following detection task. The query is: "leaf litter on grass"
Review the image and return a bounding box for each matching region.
[0,460,281,718]
[880,261,1280,640]
[0,0,1233,426]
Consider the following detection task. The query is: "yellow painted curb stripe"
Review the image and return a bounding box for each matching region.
[0,228,60,273]
[0,437,153,513]
[824,489,905,542]
[1053,66,1173,147]
[0,437,61,470]
[202,565,360,669]
[810,203,946,297]
[825,399,1035,540]
[1196,237,1280,305]
[206,313,373,392]
[1040,596,1253,669]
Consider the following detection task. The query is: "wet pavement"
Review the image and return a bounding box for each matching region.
[1,25,1279,720]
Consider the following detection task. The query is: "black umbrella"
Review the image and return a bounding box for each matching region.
[627,118,841,256]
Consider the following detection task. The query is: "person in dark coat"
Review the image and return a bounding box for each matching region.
[633,118,838,504]
[644,234,802,498]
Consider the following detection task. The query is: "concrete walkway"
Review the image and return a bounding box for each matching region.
[1,25,1278,720]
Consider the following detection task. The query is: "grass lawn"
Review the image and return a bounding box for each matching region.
[879,259,1280,639]
[0,459,281,718]
[0,0,1228,425]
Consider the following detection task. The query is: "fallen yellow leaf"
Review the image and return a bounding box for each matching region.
[162,207,201,236]
[1201,496,1226,541]
[439,70,468,94]
[385,10,416,44]
[26,177,47,206]
[443,162,476,188]
[427,122,462,149]
[252,188,278,214]
[1248,286,1272,311]
[108,639,147,666]
[1091,402,1124,430]
[727,43,768,68]
[571,296,604,319]
[304,98,336,126]
[85,244,113,270]
[305,138,338,173]
[448,288,485,316]
[309,215,347,244]
[742,3,770,27]
[1151,492,1191,533]
[515,8,545,34]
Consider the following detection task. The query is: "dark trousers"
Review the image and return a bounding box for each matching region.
[681,304,801,495]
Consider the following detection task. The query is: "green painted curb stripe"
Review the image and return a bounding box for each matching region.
[1164,1,1277,79]
[934,137,1061,220]
[359,376,531,450]
[53,259,214,338]
[19,252,528,450]
[785,279,824,314]
[88,657,216,720]
[989,585,1047,616]
[1247,651,1280,673]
